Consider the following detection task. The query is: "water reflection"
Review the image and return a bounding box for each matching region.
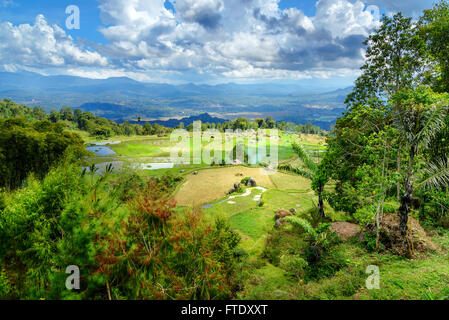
[86,146,116,156]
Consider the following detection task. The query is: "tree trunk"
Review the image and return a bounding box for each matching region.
[376,140,388,251]
[318,185,325,219]
[399,185,412,238]
[399,146,415,258]
[397,147,401,202]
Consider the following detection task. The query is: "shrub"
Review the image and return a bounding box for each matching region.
[234,186,246,194]
[234,248,249,259]
[383,203,397,214]
[304,246,347,281]
[304,206,324,228]
[110,170,145,201]
[284,218,346,281]
[280,254,308,280]
[353,205,376,226]
[0,269,11,299]
[363,231,385,253]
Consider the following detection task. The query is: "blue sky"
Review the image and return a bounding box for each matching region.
[0,0,437,86]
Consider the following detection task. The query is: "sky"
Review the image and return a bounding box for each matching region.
[0,0,438,85]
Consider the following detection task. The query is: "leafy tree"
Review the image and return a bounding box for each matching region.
[49,110,61,123]
[32,107,47,120]
[334,12,428,208]
[391,87,449,257]
[255,118,266,128]
[346,13,426,109]
[419,0,449,93]
[0,118,85,189]
[60,107,74,121]
[325,103,398,213]
[143,122,154,135]
[152,123,166,135]
[265,116,276,129]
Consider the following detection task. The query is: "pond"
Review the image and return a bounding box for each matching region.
[139,163,174,170]
[86,146,116,156]
[83,161,175,174]
[89,141,121,146]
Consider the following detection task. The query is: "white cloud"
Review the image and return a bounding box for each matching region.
[0,15,107,68]
[174,0,224,29]
[315,0,380,38]
[0,0,398,81]
[91,0,381,80]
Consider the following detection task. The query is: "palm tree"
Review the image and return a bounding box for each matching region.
[392,87,449,257]
[280,143,328,219]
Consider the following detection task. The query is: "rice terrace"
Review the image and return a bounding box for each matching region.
[1,0,449,308]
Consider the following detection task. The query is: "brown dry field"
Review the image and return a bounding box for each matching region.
[175,166,276,206]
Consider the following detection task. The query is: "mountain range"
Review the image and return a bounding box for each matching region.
[119,113,227,128]
[0,71,351,130]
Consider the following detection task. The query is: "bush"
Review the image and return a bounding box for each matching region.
[283,218,345,281]
[280,254,308,280]
[416,190,449,228]
[262,228,305,267]
[383,203,397,213]
[234,248,249,259]
[0,269,11,299]
[110,170,145,201]
[304,246,348,281]
[353,205,376,226]
[363,231,386,253]
[304,206,324,228]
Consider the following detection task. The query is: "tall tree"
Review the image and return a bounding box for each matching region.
[347,13,426,108]
[338,12,427,205]
[391,87,449,257]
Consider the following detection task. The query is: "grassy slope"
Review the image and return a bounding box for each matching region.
[239,233,449,300]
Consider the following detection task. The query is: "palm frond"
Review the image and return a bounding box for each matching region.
[417,158,449,190]
[292,143,317,171]
[285,216,317,238]
[278,164,314,180]
[416,104,448,150]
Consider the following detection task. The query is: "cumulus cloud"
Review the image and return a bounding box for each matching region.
[173,0,224,30]
[1,0,407,81]
[0,15,107,70]
[92,0,381,80]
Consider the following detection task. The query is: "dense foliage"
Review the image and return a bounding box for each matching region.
[324,3,449,255]
[0,157,243,299]
[1,99,324,139]
[0,117,85,189]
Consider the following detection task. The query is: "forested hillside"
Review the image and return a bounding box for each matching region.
[1,2,449,301]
